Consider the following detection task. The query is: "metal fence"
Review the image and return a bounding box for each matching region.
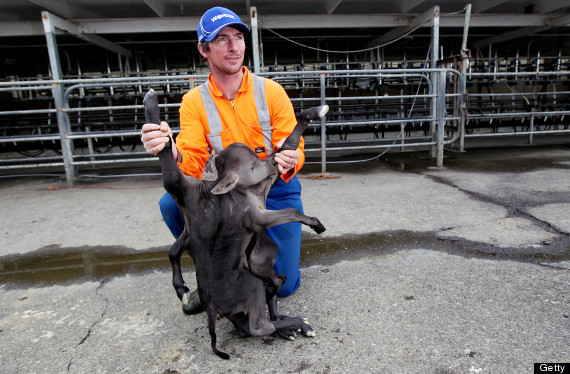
[3,66,570,185]
[0,68,469,185]
[465,71,570,143]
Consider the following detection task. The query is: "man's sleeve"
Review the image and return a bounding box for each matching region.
[266,79,306,182]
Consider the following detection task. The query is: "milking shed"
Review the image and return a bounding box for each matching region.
[0,0,569,185]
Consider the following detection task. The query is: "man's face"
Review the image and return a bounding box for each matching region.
[200,26,245,75]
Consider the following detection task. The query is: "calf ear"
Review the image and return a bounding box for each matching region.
[201,151,218,181]
[211,173,239,194]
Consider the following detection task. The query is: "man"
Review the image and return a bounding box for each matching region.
[140,7,306,313]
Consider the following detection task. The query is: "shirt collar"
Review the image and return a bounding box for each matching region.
[207,66,251,98]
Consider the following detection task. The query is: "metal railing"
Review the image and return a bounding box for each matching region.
[1,68,468,184]
[465,71,570,143]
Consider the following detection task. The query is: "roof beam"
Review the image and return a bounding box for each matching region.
[546,13,570,27]
[0,21,45,36]
[471,0,509,14]
[80,14,555,32]
[142,0,167,17]
[365,7,439,48]
[534,0,570,14]
[399,0,424,13]
[0,14,562,37]
[324,0,344,14]
[473,13,570,48]
[41,11,132,57]
[473,26,549,48]
[29,0,103,19]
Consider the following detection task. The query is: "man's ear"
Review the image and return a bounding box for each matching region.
[201,151,218,181]
[211,173,239,195]
[197,43,209,59]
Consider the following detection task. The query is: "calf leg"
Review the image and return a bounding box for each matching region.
[168,232,192,304]
[240,272,315,339]
[245,233,299,339]
[247,231,286,299]
[271,316,316,338]
[246,284,278,337]
[227,312,251,338]
[255,208,325,235]
[265,294,298,341]
[248,298,315,339]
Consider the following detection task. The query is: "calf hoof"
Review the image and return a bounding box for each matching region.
[310,218,326,234]
[275,329,297,341]
[182,291,192,305]
[301,319,316,337]
[182,290,205,315]
[318,105,329,118]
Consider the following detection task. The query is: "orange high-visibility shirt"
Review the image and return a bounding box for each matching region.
[176,67,304,182]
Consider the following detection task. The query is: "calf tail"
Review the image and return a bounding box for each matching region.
[207,300,230,360]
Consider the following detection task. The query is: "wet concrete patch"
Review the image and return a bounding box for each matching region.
[0,245,187,287]
[302,230,570,265]
[3,230,567,289]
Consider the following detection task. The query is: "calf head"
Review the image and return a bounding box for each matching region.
[205,143,279,196]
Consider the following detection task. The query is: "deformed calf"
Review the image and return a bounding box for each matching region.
[143,89,327,359]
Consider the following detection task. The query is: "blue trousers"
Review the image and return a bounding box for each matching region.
[159,176,303,297]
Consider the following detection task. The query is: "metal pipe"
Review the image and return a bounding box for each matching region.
[42,11,76,186]
[250,7,261,73]
[319,73,327,174]
[468,110,570,119]
[465,129,570,138]
[430,6,440,158]
[436,70,446,167]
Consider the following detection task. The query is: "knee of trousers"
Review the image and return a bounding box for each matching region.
[159,192,184,238]
[276,269,300,297]
[267,220,302,297]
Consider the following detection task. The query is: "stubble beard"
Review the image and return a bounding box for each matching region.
[212,54,244,75]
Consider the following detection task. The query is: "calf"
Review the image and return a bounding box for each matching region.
[143,89,327,359]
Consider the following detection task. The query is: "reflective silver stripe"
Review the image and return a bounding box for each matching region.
[252,75,274,157]
[199,75,273,156]
[199,82,224,153]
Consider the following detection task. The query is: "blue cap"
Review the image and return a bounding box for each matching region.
[197,7,250,43]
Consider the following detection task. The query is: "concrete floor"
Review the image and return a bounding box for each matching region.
[0,144,568,373]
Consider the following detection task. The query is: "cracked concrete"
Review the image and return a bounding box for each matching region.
[0,251,568,373]
[67,279,109,373]
[0,144,568,373]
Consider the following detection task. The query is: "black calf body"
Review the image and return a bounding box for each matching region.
[143,89,327,359]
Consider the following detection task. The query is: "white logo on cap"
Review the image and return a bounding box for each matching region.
[211,14,235,23]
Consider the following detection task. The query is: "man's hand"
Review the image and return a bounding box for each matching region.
[141,121,178,160]
[274,138,300,175]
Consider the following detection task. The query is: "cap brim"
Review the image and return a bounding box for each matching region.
[201,22,251,42]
